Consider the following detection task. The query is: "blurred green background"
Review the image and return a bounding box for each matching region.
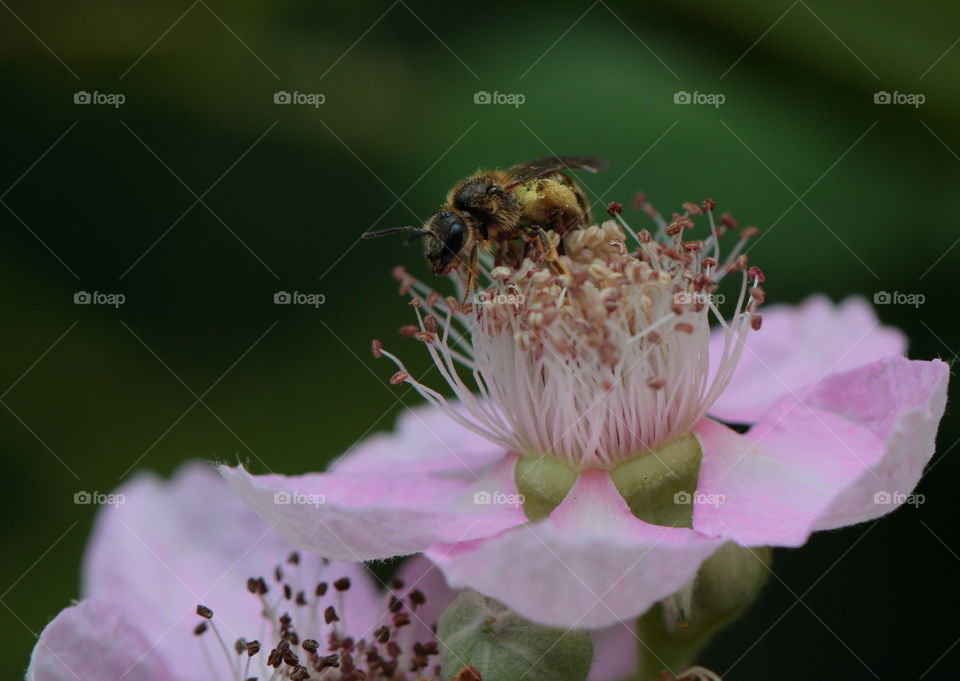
[2,1,957,678]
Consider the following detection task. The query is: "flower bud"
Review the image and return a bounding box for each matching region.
[438,591,593,681]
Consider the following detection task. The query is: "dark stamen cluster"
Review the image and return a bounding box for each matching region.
[192,555,442,680]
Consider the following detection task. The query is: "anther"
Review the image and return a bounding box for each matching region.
[409,589,426,607]
[193,622,208,635]
[247,640,261,656]
[666,217,693,235]
[302,639,319,654]
[333,577,351,592]
[267,648,283,668]
[606,201,623,216]
[196,605,213,619]
[393,612,411,627]
[316,582,328,597]
[324,606,340,624]
[414,331,435,344]
[751,314,763,331]
[453,664,483,681]
[390,371,409,384]
[287,551,300,565]
[318,654,340,668]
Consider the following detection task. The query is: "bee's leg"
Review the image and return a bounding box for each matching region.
[524,225,569,276]
[461,246,480,304]
[545,207,571,255]
[493,238,508,267]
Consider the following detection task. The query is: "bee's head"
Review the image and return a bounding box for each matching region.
[424,210,468,275]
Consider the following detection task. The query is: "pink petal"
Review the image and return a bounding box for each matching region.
[219,453,527,562]
[427,470,723,629]
[332,403,507,476]
[588,621,639,681]
[392,554,460,648]
[83,462,381,681]
[28,599,174,681]
[693,357,949,546]
[709,295,906,423]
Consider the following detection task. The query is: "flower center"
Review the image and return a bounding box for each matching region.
[376,198,763,473]
[191,552,440,680]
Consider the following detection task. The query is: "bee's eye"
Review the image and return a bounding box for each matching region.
[442,220,464,259]
[426,212,466,273]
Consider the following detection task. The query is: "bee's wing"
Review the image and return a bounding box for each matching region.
[501,155,608,190]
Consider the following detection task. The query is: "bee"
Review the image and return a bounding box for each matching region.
[362,155,607,292]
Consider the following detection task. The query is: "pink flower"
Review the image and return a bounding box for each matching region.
[29,463,635,681]
[221,210,948,630]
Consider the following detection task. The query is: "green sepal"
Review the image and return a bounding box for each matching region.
[610,434,702,528]
[437,590,593,681]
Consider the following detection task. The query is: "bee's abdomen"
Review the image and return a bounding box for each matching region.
[516,173,590,233]
[552,172,591,226]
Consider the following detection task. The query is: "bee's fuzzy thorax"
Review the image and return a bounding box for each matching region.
[378,199,764,471]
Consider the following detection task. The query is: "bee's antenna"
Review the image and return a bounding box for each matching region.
[361,226,426,239]
[403,232,429,244]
